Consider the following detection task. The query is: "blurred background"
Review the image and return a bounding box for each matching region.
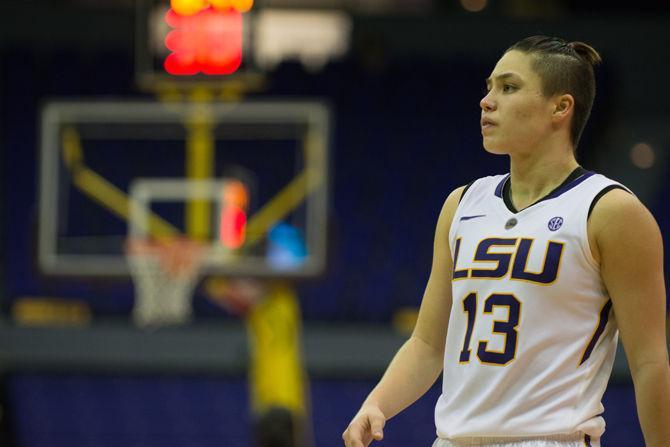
[1,0,670,446]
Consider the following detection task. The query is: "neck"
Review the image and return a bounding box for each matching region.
[508,144,579,211]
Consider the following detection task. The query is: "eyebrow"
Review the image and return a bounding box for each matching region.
[485,72,520,87]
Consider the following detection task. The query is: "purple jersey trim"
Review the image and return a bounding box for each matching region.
[494,174,510,198]
[544,171,596,201]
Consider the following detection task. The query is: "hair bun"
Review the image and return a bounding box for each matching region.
[569,41,602,67]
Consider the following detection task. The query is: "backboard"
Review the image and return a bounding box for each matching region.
[38,100,330,278]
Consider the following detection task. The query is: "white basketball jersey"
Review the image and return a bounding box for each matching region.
[435,170,629,440]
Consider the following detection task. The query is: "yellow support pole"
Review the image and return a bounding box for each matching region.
[245,169,322,247]
[246,281,307,417]
[185,89,216,240]
[61,127,180,238]
[72,168,179,237]
[244,130,324,247]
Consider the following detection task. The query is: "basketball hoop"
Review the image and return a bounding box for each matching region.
[125,237,208,327]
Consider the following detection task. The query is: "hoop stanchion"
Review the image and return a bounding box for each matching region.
[125,238,208,327]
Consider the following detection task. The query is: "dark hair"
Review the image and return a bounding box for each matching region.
[254,406,297,447]
[506,35,602,148]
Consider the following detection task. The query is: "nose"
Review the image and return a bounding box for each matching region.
[480,91,495,112]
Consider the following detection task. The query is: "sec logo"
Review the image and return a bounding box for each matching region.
[548,216,564,231]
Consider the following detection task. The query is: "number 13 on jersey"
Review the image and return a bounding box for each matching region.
[459,292,521,366]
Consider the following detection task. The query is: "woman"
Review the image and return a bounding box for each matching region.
[342,36,669,447]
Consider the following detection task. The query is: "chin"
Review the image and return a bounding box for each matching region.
[482,139,509,155]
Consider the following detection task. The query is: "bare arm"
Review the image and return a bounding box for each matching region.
[342,185,464,447]
[589,189,670,447]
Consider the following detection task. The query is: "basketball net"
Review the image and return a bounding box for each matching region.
[125,237,208,327]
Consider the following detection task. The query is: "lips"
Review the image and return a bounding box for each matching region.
[481,116,497,132]
[481,116,496,127]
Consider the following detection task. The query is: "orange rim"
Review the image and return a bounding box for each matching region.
[125,237,207,277]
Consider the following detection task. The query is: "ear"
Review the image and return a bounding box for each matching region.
[553,94,574,122]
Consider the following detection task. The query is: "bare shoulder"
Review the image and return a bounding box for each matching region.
[433,185,467,243]
[589,187,659,231]
[588,187,663,263]
[439,185,468,225]
[431,184,468,265]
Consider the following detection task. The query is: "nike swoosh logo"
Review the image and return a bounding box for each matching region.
[460,214,486,221]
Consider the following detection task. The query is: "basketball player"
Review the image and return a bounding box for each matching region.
[342,36,670,447]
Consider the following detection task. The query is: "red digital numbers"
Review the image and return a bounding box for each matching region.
[164,3,248,76]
